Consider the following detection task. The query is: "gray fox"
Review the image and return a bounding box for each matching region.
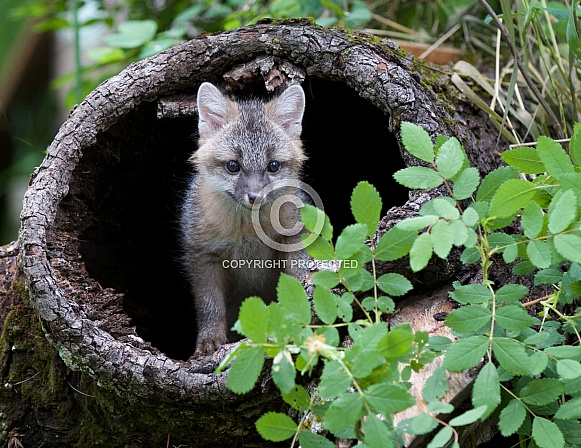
[180,82,308,356]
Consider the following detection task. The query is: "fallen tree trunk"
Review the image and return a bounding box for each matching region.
[1,19,514,447]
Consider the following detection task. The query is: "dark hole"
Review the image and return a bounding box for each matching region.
[77,77,408,360]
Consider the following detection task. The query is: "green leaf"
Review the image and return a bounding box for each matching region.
[303,234,336,260]
[450,284,493,304]
[462,205,480,227]
[493,338,540,376]
[427,426,453,448]
[532,416,565,448]
[522,201,544,239]
[375,227,417,261]
[526,239,552,269]
[435,137,464,179]
[495,284,529,303]
[476,166,519,202]
[301,205,333,241]
[443,336,489,372]
[570,122,581,165]
[472,362,500,415]
[393,166,444,189]
[227,346,265,394]
[537,135,574,180]
[277,274,311,324]
[555,396,581,420]
[350,182,382,237]
[428,197,460,219]
[335,224,368,259]
[396,215,439,231]
[535,268,563,285]
[410,232,433,272]
[431,220,453,258]
[255,412,297,442]
[311,270,341,288]
[363,413,393,448]
[495,304,535,331]
[365,383,416,414]
[103,20,158,49]
[545,345,581,360]
[501,145,545,173]
[400,412,438,435]
[238,297,269,343]
[298,430,336,448]
[548,189,578,234]
[282,385,311,411]
[499,399,526,436]
[444,305,492,333]
[272,352,296,397]
[377,273,413,296]
[556,359,581,379]
[520,378,563,405]
[554,233,581,264]
[400,121,435,163]
[422,366,449,403]
[449,406,488,427]
[489,179,538,218]
[322,393,365,433]
[377,326,414,360]
[313,286,338,325]
[453,167,480,200]
[319,360,352,399]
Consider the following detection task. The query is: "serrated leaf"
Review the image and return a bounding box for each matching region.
[282,385,311,411]
[272,350,296,394]
[427,426,453,448]
[227,346,265,394]
[255,412,297,442]
[436,137,464,179]
[277,273,311,324]
[555,396,581,420]
[430,197,460,219]
[556,359,581,379]
[313,286,338,325]
[445,305,492,333]
[393,166,443,189]
[522,201,544,239]
[495,284,529,303]
[450,284,493,304]
[526,239,552,269]
[322,393,365,433]
[535,268,563,285]
[311,270,340,288]
[422,366,449,403]
[303,234,336,261]
[472,362,500,416]
[495,304,534,330]
[493,338,538,376]
[401,121,435,163]
[554,233,581,264]
[376,273,413,296]
[476,166,519,202]
[395,215,439,231]
[375,226,417,261]
[298,430,335,448]
[499,399,526,436]
[532,416,565,448]
[301,205,333,241]
[537,135,574,180]
[548,189,578,234]
[377,326,414,360]
[239,297,269,343]
[570,122,581,165]
[545,345,581,360]
[489,179,538,218]
[453,167,480,200]
[443,336,489,372]
[351,182,382,237]
[319,360,352,399]
[335,224,368,259]
[448,405,488,426]
[449,219,470,246]
[430,220,453,258]
[462,206,480,227]
[400,412,438,435]
[410,232,433,272]
[520,378,563,406]
[365,383,416,414]
[364,413,393,448]
[501,145,545,173]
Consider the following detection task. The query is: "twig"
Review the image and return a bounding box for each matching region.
[478,0,566,140]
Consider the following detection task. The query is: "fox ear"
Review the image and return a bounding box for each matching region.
[197,82,232,139]
[269,84,305,138]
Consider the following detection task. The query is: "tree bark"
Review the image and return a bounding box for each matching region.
[1,19,514,447]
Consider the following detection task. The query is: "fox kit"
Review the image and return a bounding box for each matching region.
[180,82,308,356]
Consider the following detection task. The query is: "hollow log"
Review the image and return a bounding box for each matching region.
[1,19,516,447]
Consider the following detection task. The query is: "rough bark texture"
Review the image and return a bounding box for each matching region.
[1,19,515,447]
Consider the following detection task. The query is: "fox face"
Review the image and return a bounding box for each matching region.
[193,82,306,209]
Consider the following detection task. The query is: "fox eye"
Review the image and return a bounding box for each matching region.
[225,160,240,173]
[267,160,281,173]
